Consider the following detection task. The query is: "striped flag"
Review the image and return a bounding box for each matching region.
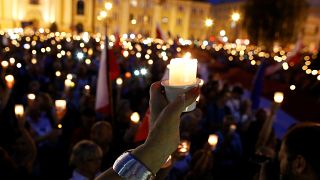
[95,40,111,115]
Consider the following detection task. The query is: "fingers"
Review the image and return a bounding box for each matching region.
[167,86,200,113]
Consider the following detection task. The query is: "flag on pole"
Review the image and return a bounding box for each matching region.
[108,49,120,81]
[156,23,165,40]
[95,41,111,115]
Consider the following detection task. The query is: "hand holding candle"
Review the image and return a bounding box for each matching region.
[177,140,190,156]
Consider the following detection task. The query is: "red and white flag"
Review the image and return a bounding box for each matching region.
[95,42,110,115]
[156,23,165,40]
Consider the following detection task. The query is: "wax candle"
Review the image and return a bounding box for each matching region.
[208,134,218,147]
[15,104,24,118]
[5,75,14,89]
[168,56,197,86]
[274,92,284,103]
[55,100,67,111]
[130,112,140,124]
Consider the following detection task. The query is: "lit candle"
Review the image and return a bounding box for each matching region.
[15,104,24,118]
[5,75,14,89]
[208,134,218,150]
[84,85,90,95]
[178,140,190,155]
[55,100,67,111]
[169,53,198,86]
[130,112,140,124]
[1,61,9,69]
[274,92,284,104]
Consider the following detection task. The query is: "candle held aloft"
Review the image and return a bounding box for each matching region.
[5,75,14,89]
[55,100,67,111]
[208,134,218,150]
[274,92,284,103]
[15,104,24,118]
[130,112,140,124]
[168,58,198,86]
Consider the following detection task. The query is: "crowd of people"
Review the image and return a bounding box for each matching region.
[0,28,320,180]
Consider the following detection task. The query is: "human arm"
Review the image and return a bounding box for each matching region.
[96,82,200,179]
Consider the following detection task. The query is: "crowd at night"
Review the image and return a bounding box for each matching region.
[0,28,320,180]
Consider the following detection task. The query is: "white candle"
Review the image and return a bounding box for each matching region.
[274,92,284,103]
[55,100,67,111]
[208,134,218,147]
[15,104,24,117]
[130,112,140,124]
[168,56,198,86]
[5,75,14,89]
[27,93,36,100]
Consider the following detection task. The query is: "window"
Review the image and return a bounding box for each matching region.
[129,14,134,20]
[30,0,39,4]
[77,0,85,15]
[176,18,182,26]
[192,8,197,14]
[162,17,168,24]
[315,26,319,35]
[178,5,184,12]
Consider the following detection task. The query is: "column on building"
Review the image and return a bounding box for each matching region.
[119,0,130,35]
[151,4,161,38]
[182,2,191,39]
[168,1,176,38]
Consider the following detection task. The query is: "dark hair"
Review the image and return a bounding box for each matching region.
[283,123,320,177]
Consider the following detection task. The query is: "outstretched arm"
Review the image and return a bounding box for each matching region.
[96,82,199,179]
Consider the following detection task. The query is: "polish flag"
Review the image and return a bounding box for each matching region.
[156,23,165,40]
[95,41,111,115]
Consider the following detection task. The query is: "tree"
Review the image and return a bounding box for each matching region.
[243,0,309,50]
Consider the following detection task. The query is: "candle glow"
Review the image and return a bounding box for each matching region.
[15,104,24,118]
[5,75,15,89]
[208,134,218,147]
[274,92,284,103]
[130,112,140,124]
[168,55,197,86]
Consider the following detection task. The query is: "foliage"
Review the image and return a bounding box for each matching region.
[243,0,309,50]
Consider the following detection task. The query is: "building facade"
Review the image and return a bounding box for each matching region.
[0,0,212,39]
[0,0,319,46]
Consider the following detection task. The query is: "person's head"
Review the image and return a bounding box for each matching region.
[91,121,113,153]
[231,85,244,99]
[70,140,103,178]
[279,123,320,180]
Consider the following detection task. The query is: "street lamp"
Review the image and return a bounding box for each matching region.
[205,18,213,40]
[205,18,213,27]
[231,12,240,22]
[105,2,113,10]
[231,12,240,41]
